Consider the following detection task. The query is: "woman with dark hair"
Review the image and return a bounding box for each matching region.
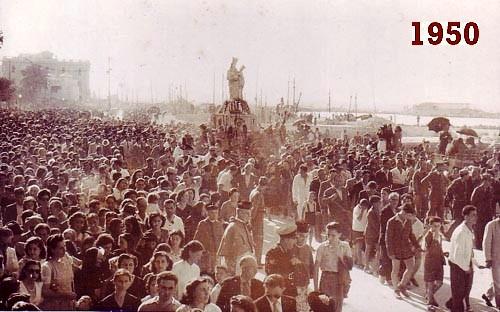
[141,251,173,276]
[74,247,106,302]
[18,260,44,306]
[97,268,141,312]
[175,189,192,221]
[172,240,204,298]
[146,212,169,244]
[113,233,140,260]
[0,227,19,277]
[177,277,221,312]
[124,215,143,248]
[130,169,144,189]
[229,295,257,312]
[19,237,46,271]
[41,234,76,310]
[136,232,159,270]
[107,218,124,244]
[184,201,206,242]
[141,273,158,303]
[113,178,129,203]
[168,230,184,263]
[68,211,89,249]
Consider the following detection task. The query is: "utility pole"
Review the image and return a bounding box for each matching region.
[221,73,224,102]
[107,57,111,111]
[354,93,358,117]
[348,95,352,115]
[286,78,290,106]
[328,89,331,114]
[150,80,153,104]
[292,78,296,108]
[212,72,216,105]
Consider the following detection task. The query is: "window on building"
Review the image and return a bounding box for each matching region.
[61,67,65,73]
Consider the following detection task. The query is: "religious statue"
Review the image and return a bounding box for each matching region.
[227,57,245,100]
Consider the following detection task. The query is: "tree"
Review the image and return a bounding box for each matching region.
[20,64,48,103]
[0,77,15,102]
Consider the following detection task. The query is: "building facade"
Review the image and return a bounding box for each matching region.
[1,51,90,102]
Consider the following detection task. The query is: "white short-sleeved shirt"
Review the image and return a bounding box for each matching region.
[172,260,201,298]
[163,215,185,234]
[352,205,369,232]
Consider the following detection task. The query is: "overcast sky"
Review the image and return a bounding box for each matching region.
[1,0,500,112]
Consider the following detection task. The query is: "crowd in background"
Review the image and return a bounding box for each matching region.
[0,107,498,311]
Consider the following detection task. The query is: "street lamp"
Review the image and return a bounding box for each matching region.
[17,94,22,106]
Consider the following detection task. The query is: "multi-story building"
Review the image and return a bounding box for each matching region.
[1,51,90,102]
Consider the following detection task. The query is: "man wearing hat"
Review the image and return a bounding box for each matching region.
[217,201,254,275]
[193,204,225,275]
[445,168,470,237]
[216,256,264,312]
[294,221,315,311]
[265,223,298,296]
[422,161,449,220]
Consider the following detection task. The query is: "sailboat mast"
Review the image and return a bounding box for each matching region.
[328,89,331,114]
[348,95,352,115]
[354,93,358,117]
[212,72,216,105]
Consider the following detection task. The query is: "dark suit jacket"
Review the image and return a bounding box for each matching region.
[97,292,140,312]
[375,169,393,190]
[385,215,419,259]
[379,205,396,245]
[216,276,264,312]
[193,218,225,254]
[238,173,258,201]
[254,295,297,312]
[3,203,18,223]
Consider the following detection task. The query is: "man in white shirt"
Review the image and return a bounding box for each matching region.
[217,165,238,203]
[162,199,185,234]
[292,165,312,220]
[390,159,408,190]
[446,205,478,312]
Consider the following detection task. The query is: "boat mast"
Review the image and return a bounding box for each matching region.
[328,89,331,114]
[354,93,358,118]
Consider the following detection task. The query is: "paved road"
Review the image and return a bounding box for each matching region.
[258,216,497,312]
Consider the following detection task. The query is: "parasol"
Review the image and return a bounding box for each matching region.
[427,117,450,132]
[456,127,478,137]
[292,119,308,126]
[356,114,373,120]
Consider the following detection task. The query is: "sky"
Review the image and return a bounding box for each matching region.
[1,0,500,112]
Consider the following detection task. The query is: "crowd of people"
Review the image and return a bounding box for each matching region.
[0,107,498,312]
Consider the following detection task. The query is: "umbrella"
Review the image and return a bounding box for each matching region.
[456,127,478,137]
[356,114,373,120]
[292,119,308,126]
[427,117,450,132]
